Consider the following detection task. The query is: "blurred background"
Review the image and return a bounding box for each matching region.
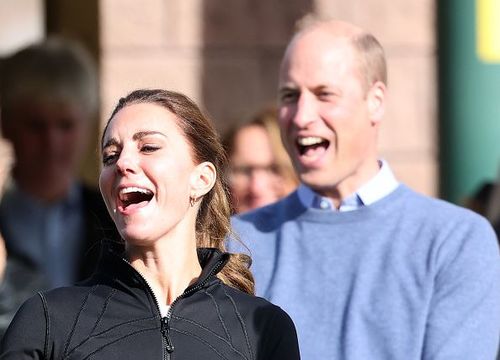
[0,0,499,206]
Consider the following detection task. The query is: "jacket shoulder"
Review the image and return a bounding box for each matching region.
[212,284,300,359]
[1,293,48,357]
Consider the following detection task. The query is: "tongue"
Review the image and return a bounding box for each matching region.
[302,143,327,158]
[123,200,149,210]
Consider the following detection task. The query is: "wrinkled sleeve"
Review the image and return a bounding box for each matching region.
[0,293,47,359]
[423,216,500,359]
[260,305,300,360]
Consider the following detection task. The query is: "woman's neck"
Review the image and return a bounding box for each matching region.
[127,238,202,305]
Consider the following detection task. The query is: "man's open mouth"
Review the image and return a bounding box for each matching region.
[297,136,330,156]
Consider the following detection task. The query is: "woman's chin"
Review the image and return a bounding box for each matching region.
[119,228,152,246]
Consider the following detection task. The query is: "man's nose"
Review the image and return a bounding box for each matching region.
[292,93,318,128]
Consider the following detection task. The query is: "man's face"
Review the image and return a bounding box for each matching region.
[4,100,89,189]
[278,31,383,199]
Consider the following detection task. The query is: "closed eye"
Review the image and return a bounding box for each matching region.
[313,85,341,102]
[279,89,299,104]
[140,144,160,153]
[315,89,337,102]
[102,152,119,166]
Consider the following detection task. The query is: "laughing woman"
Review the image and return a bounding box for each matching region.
[0,89,300,359]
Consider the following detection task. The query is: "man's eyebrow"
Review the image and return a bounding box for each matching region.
[278,85,299,94]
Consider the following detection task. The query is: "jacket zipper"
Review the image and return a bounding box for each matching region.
[161,316,174,360]
[122,257,225,360]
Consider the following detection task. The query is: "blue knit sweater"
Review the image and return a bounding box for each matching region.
[230,184,500,359]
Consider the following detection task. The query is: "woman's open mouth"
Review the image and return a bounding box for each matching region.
[117,186,154,211]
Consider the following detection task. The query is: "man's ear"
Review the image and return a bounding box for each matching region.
[367,81,386,125]
[190,161,216,198]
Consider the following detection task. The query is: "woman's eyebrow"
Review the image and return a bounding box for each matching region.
[132,131,167,141]
[102,137,119,150]
[102,131,167,150]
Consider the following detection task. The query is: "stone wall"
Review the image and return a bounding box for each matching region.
[0,0,437,196]
[98,0,437,195]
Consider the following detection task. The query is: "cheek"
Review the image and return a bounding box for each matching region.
[278,106,293,129]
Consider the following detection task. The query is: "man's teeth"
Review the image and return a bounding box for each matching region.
[297,137,324,146]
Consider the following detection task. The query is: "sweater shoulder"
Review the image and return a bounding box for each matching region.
[398,185,492,227]
[232,191,305,232]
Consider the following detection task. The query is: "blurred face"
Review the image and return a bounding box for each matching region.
[99,103,201,245]
[278,30,384,200]
[3,100,89,194]
[229,125,282,213]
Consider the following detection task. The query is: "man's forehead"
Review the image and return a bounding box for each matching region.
[279,37,359,83]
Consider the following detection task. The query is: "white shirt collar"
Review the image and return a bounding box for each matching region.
[297,159,399,211]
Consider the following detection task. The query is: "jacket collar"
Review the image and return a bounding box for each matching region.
[96,243,229,292]
[195,248,229,287]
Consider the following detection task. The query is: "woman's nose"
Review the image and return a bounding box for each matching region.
[115,152,138,175]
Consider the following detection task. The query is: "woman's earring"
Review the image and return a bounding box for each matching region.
[189,195,196,207]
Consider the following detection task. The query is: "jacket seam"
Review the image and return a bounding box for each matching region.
[172,328,247,360]
[63,284,99,358]
[203,289,232,342]
[90,288,116,335]
[77,326,158,360]
[222,286,254,360]
[64,315,157,358]
[37,292,50,360]
[171,315,248,357]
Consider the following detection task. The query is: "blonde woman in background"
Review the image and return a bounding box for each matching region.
[224,106,298,213]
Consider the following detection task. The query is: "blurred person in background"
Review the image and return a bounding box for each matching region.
[224,106,298,213]
[0,139,47,339]
[0,37,118,291]
[486,165,500,239]
[464,163,500,241]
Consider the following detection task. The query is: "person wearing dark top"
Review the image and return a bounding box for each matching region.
[0,36,119,339]
[1,89,300,359]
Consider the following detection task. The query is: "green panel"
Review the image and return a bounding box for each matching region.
[438,0,500,204]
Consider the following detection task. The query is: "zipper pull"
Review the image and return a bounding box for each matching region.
[161,316,175,353]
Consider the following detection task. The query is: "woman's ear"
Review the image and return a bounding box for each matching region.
[190,161,216,198]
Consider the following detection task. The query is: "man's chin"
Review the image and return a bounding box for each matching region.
[300,174,339,194]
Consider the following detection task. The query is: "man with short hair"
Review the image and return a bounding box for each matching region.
[230,20,500,359]
[0,37,118,289]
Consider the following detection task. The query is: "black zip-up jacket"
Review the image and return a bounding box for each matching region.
[0,247,300,359]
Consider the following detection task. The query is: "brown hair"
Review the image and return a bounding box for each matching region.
[102,89,255,294]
